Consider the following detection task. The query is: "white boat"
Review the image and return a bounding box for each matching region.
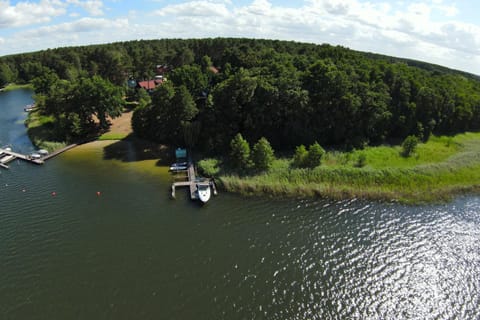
[38,149,49,156]
[30,153,41,159]
[169,162,188,171]
[24,104,35,112]
[196,183,211,203]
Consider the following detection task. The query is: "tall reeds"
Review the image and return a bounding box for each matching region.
[216,133,480,203]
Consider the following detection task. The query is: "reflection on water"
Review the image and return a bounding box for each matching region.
[0,89,36,153]
[1,90,480,319]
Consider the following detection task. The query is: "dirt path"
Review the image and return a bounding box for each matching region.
[107,110,133,136]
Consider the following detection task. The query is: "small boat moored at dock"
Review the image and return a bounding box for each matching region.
[170,158,218,202]
[169,162,188,171]
[24,104,36,112]
[0,144,76,169]
[196,182,211,203]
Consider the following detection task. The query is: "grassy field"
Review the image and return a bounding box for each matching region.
[25,110,67,152]
[0,83,34,92]
[211,133,480,203]
[97,132,130,140]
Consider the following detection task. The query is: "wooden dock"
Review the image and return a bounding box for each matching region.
[41,144,77,161]
[0,144,78,169]
[171,162,218,200]
[0,148,44,168]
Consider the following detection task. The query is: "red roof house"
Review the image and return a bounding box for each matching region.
[137,78,164,92]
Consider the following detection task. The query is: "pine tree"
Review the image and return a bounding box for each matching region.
[230,133,251,170]
[251,137,275,171]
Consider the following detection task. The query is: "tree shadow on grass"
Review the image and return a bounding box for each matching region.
[102,134,173,166]
[26,121,65,148]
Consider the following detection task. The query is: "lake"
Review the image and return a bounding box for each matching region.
[1,89,479,319]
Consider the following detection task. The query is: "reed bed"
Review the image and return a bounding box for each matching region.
[215,133,480,203]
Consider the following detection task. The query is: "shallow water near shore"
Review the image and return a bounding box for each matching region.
[1,89,480,319]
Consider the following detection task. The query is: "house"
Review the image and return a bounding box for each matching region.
[137,78,165,93]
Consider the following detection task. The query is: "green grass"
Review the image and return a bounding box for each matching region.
[0,83,34,92]
[322,135,461,169]
[25,110,67,152]
[97,132,129,141]
[214,133,480,203]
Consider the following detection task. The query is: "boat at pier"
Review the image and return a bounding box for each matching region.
[196,182,211,203]
[24,104,35,112]
[169,162,188,171]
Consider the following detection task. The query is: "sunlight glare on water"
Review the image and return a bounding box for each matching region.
[1,89,480,319]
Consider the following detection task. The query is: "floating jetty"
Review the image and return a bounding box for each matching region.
[0,144,77,169]
[0,148,44,168]
[171,161,217,202]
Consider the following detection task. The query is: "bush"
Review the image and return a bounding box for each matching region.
[401,135,419,157]
[292,144,308,168]
[198,158,221,177]
[251,137,275,171]
[355,153,367,167]
[306,142,325,168]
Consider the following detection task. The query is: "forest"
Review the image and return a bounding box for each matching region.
[1,38,479,153]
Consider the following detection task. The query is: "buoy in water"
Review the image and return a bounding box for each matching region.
[96,191,101,196]
[51,191,57,196]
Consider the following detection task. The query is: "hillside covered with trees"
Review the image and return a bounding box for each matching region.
[1,38,479,153]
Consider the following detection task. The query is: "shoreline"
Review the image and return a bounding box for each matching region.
[29,137,480,204]
[218,174,480,204]
[32,136,480,204]
[210,133,480,204]
[1,83,34,92]
[23,99,480,204]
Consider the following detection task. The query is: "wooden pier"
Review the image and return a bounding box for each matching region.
[41,144,78,161]
[0,148,44,168]
[171,162,218,201]
[0,144,77,169]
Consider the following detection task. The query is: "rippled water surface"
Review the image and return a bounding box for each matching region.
[1,90,480,319]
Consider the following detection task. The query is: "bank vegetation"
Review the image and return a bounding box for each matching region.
[200,133,480,203]
[2,38,480,201]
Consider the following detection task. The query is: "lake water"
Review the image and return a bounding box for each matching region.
[1,89,480,319]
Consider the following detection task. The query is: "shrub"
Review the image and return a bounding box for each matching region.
[306,142,325,168]
[292,144,308,168]
[401,135,419,157]
[198,158,221,177]
[230,133,251,170]
[355,153,367,167]
[251,137,275,171]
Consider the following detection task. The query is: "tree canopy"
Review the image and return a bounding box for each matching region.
[2,38,479,151]
[33,75,124,141]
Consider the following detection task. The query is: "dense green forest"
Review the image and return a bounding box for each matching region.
[1,38,479,152]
